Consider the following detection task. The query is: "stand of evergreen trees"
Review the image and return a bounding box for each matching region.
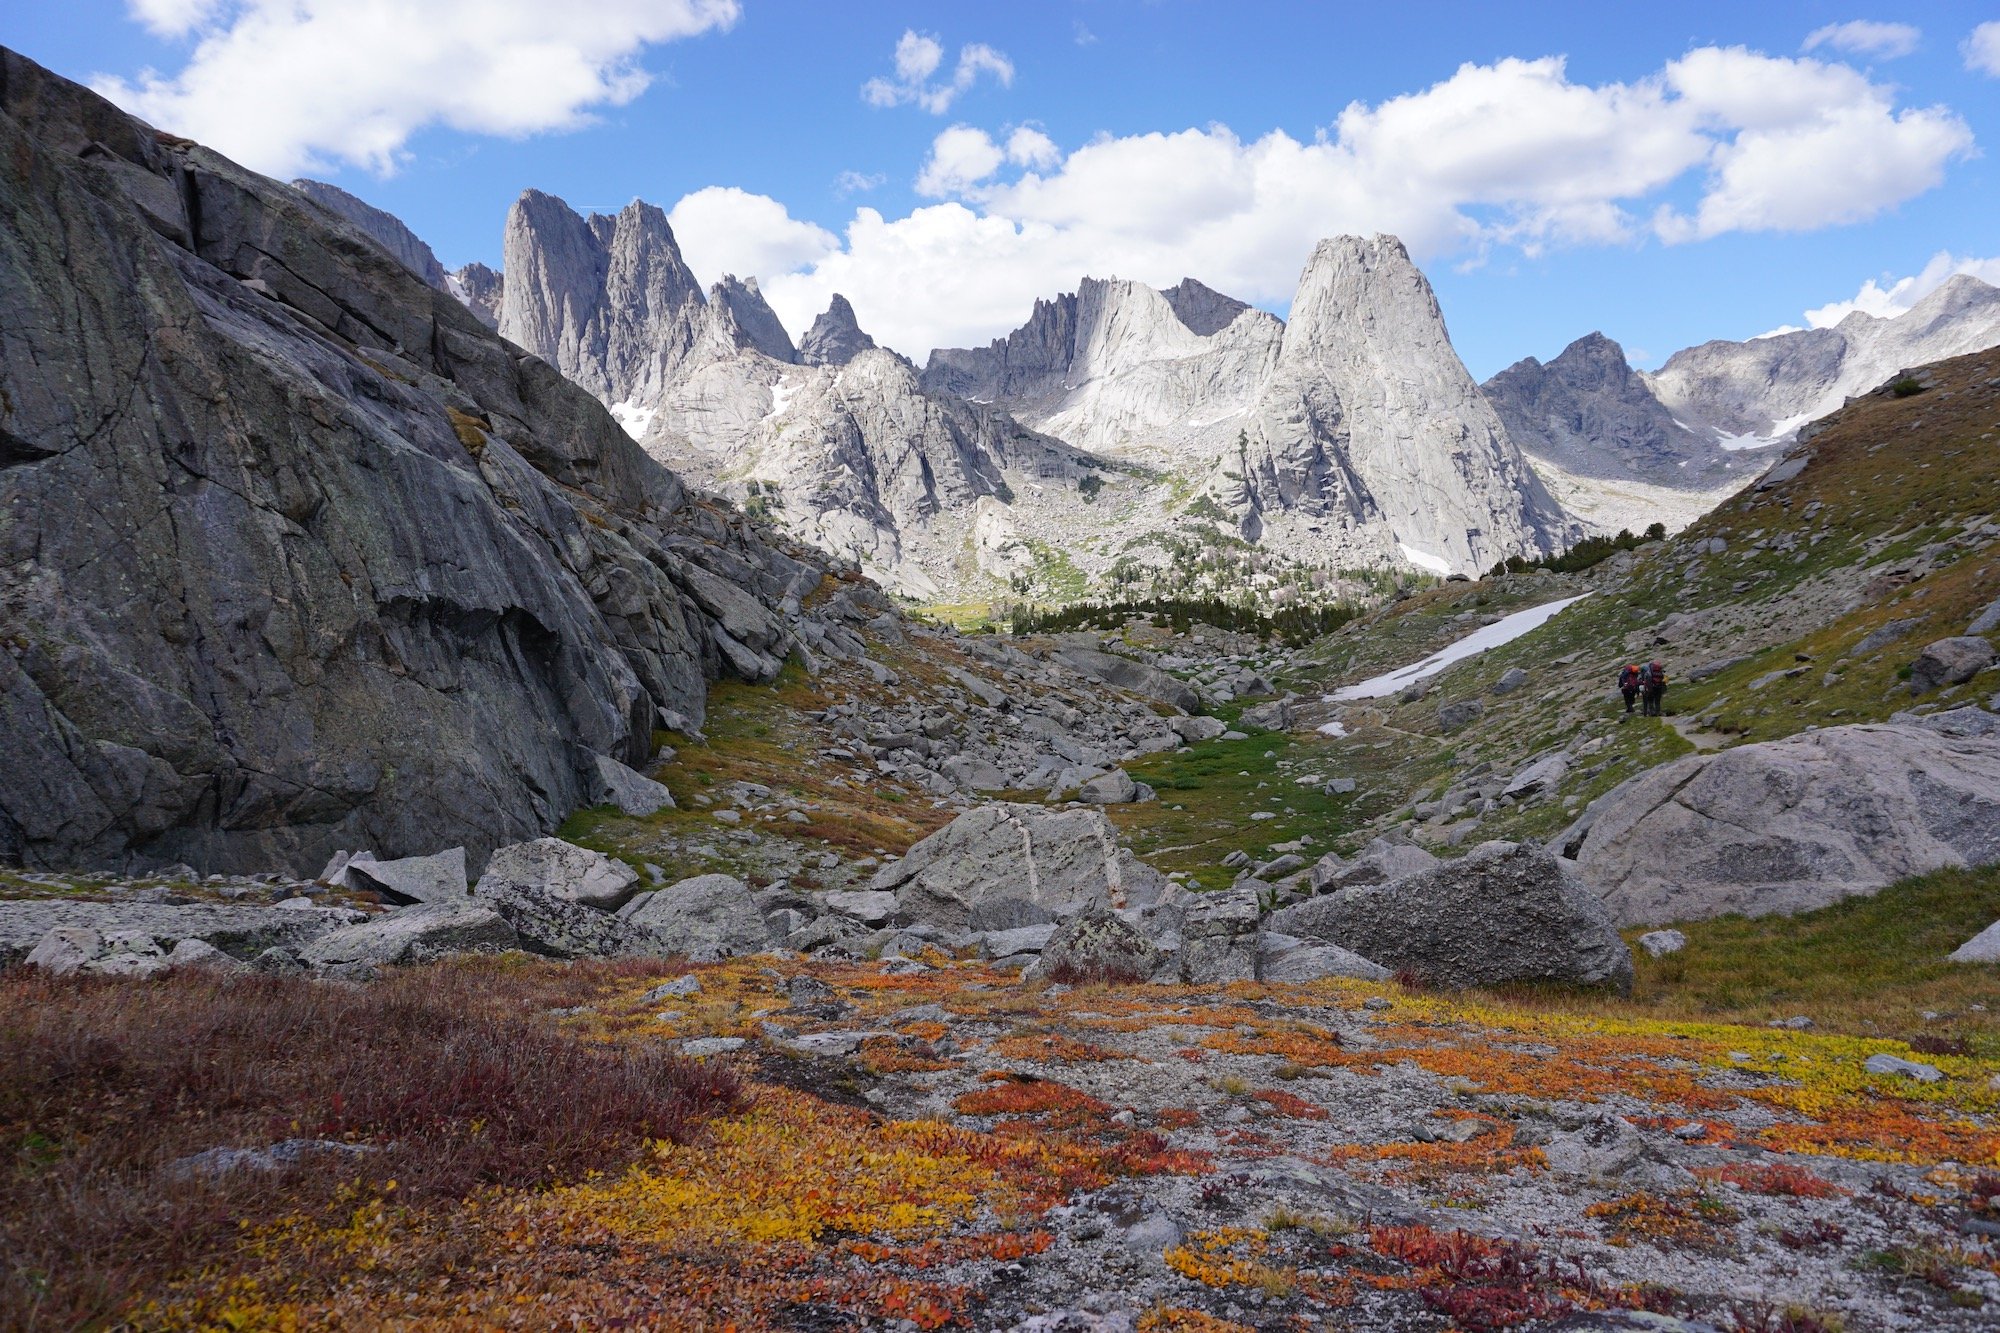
[1487,522,1666,578]
[1001,596,1359,647]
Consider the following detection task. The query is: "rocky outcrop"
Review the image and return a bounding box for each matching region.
[0,899,352,968]
[873,802,1187,935]
[1481,333,1722,489]
[1270,841,1634,993]
[1160,277,1251,336]
[1054,648,1199,713]
[710,275,796,364]
[1566,723,2000,924]
[298,901,517,969]
[0,47,821,875]
[798,294,877,367]
[621,873,770,958]
[290,178,448,290]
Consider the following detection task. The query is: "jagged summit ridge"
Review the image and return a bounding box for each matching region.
[290,178,449,290]
[499,192,706,409]
[799,294,879,367]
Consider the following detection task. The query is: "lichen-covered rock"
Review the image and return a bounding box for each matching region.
[621,874,769,959]
[345,848,468,905]
[0,900,346,969]
[1567,722,2000,924]
[592,755,675,816]
[873,803,1185,935]
[478,838,639,911]
[1178,887,1260,983]
[1909,636,1996,694]
[1270,840,1633,993]
[300,901,517,968]
[1026,910,1161,984]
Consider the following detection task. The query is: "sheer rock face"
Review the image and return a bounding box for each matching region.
[710,276,797,364]
[922,242,1571,575]
[0,47,822,876]
[290,178,448,290]
[1481,333,1721,489]
[798,294,878,367]
[498,191,706,409]
[1644,276,2000,443]
[448,261,504,329]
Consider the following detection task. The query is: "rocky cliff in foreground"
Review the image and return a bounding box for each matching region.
[0,47,832,876]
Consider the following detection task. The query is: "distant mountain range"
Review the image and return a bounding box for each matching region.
[308,178,2000,601]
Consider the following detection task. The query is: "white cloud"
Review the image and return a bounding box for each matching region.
[1803,20,1921,59]
[1966,21,2000,75]
[666,186,839,291]
[697,46,1973,358]
[1073,22,1098,47]
[1799,251,2000,327]
[93,0,740,177]
[126,0,226,37]
[861,29,1013,114]
[834,170,886,195]
[915,125,1007,197]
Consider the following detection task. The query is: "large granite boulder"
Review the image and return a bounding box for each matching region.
[299,901,517,968]
[872,802,1185,935]
[619,874,769,959]
[1269,841,1633,993]
[1308,837,1438,892]
[0,48,815,876]
[477,838,639,911]
[1909,637,1996,694]
[1025,909,1162,984]
[1054,649,1199,714]
[1565,723,2000,924]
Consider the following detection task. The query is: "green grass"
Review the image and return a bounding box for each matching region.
[1508,866,2000,1051]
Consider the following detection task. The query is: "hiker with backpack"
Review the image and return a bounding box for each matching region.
[1617,663,1642,714]
[1640,659,1668,716]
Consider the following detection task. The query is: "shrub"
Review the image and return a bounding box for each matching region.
[0,960,746,1328]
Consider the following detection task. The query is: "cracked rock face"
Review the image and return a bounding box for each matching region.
[1568,722,2000,925]
[0,48,821,875]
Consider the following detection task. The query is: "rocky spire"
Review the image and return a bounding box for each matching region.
[447,262,504,330]
[290,179,448,290]
[1252,234,1568,572]
[1159,276,1250,336]
[498,191,705,407]
[710,276,797,363]
[1481,332,1714,487]
[798,294,878,367]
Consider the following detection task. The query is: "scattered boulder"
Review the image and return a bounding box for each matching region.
[1637,929,1687,959]
[1436,699,1484,733]
[1949,919,2000,964]
[1502,753,1568,800]
[822,889,899,925]
[621,874,770,959]
[874,803,1185,935]
[1170,716,1227,744]
[0,900,346,969]
[1054,649,1198,713]
[1970,598,2000,637]
[1178,887,1260,983]
[1490,667,1529,695]
[477,838,639,910]
[344,847,469,905]
[165,938,249,972]
[1864,1053,1942,1083]
[941,754,1009,791]
[1256,932,1389,983]
[472,880,668,960]
[980,923,1061,957]
[1567,722,2000,924]
[1309,837,1437,892]
[1270,841,1633,993]
[1026,909,1161,984]
[1078,768,1139,804]
[1542,1114,1687,1188]
[1851,620,1921,657]
[1238,698,1295,732]
[1890,705,2000,739]
[592,754,675,816]
[1910,636,1996,694]
[24,926,102,976]
[300,901,517,969]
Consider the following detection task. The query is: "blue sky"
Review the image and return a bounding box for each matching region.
[11,1,1999,377]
